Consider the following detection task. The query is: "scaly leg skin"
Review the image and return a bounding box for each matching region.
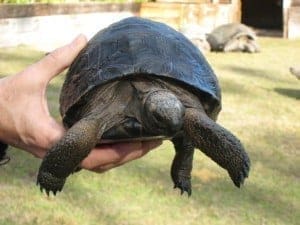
[171,135,194,196]
[37,117,105,195]
[184,108,250,187]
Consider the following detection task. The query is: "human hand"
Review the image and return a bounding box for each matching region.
[0,34,162,172]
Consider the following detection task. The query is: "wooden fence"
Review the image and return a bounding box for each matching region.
[0,2,241,49]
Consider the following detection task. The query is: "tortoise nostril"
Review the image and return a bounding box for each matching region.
[144,91,185,134]
[153,111,164,123]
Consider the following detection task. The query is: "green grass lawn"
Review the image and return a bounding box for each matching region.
[0,38,299,225]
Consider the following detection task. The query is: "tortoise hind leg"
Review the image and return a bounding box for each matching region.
[184,108,250,187]
[37,117,105,195]
[171,135,194,196]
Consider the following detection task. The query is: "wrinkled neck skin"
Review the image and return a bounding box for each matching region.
[62,80,127,129]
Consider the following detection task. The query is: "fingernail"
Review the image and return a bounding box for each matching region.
[71,34,87,49]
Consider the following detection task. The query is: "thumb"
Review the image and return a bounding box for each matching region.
[30,34,87,83]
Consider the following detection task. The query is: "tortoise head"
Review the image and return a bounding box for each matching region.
[142,90,185,136]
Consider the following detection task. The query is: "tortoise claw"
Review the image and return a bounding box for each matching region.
[173,177,192,196]
[38,184,59,196]
[228,156,250,188]
[36,171,65,196]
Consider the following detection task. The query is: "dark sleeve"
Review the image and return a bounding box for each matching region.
[0,141,9,166]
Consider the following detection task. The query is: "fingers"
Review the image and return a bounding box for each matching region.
[32,118,65,156]
[80,140,162,172]
[0,35,87,158]
[29,34,87,84]
[141,141,163,151]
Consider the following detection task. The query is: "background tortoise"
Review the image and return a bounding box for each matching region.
[290,66,300,80]
[37,17,250,195]
[206,23,260,53]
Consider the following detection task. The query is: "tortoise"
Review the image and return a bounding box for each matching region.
[37,17,250,196]
[206,23,260,53]
[290,67,300,80]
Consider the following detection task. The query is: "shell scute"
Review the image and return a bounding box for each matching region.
[60,17,221,117]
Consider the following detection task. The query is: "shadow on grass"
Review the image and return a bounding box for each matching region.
[119,152,296,222]
[65,155,296,225]
[274,88,300,100]
[220,65,286,82]
[250,151,299,179]
[242,123,299,178]
[220,77,249,95]
[194,179,297,224]
[2,145,297,224]
[121,149,297,224]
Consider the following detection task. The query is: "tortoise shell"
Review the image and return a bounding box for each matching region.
[206,23,258,51]
[60,17,221,119]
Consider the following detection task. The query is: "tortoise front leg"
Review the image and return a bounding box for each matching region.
[37,117,105,195]
[184,108,250,187]
[171,135,194,196]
